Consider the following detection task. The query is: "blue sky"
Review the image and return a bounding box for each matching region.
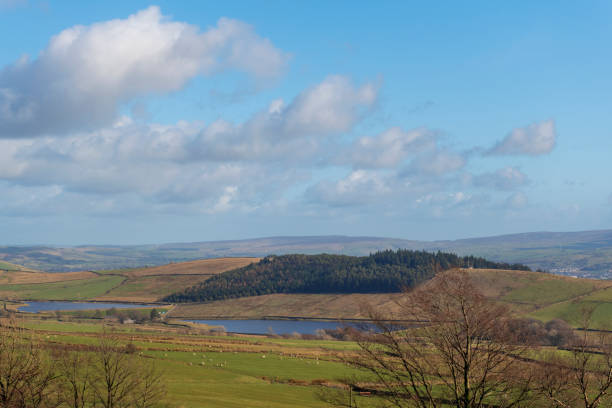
[0,1,611,245]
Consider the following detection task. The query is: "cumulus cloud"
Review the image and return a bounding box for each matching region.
[0,75,377,213]
[473,167,529,190]
[406,149,467,176]
[282,75,377,135]
[305,170,393,207]
[342,126,435,169]
[306,123,474,208]
[188,75,377,162]
[488,119,556,156]
[0,6,289,138]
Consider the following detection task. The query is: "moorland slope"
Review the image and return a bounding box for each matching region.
[0,257,258,302]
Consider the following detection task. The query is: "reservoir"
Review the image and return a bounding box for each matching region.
[17,301,158,313]
[15,302,371,335]
[187,319,361,335]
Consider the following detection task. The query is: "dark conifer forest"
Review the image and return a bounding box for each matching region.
[164,249,530,302]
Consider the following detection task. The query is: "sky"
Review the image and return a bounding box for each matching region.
[0,1,611,245]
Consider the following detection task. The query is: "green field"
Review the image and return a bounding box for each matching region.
[500,277,597,304]
[13,318,366,408]
[0,275,125,300]
[528,285,612,329]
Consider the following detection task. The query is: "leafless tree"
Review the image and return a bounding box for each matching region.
[349,270,533,408]
[535,308,612,408]
[90,336,140,408]
[89,334,167,408]
[55,350,92,408]
[0,326,57,408]
[132,361,166,408]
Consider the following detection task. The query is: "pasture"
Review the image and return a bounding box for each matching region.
[11,316,364,407]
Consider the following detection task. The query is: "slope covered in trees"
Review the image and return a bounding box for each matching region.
[164,249,530,303]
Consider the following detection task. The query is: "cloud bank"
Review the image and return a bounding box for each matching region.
[0,5,560,233]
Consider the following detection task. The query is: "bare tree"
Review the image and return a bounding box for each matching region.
[0,326,57,408]
[132,361,166,408]
[350,270,533,408]
[90,336,140,408]
[55,350,92,408]
[535,308,612,408]
[89,334,167,408]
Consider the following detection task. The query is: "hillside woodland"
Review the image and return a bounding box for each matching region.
[164,249,530,302]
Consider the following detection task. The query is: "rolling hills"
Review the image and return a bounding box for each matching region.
[2,254,612,329]
[2,229,612,277]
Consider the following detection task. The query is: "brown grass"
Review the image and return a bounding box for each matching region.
[95,274,217,303]
[462,268,610,298]
[168,293,409,320]
[0,270,98,285]
[123,257,260,278]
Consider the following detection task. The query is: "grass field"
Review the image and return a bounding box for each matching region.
[11,317,366,407]
[0,275,125,300]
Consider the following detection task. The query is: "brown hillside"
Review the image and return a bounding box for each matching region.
[169,293,409,320]
[0,270,97,285]
[123,257,260,278]
[93,257,261,302]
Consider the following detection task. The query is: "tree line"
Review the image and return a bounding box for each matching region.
[164,249,530,303]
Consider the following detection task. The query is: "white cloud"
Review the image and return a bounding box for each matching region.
[0,75,377,213]
[188,76,378,162]
[473,167,529,190]
[488,119,556,156]
[282,75,377,135]
[0,6,289,138]
[343,126,435,169]
[305,170,393,207]
[407,149,467,176]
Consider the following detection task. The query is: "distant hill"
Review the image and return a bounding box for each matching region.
[163,250,530,303]
[1,229,612,277]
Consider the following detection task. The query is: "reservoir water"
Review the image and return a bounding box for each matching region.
[16,302,369,335]
[17,301,157,313]
[187,319,359,335]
